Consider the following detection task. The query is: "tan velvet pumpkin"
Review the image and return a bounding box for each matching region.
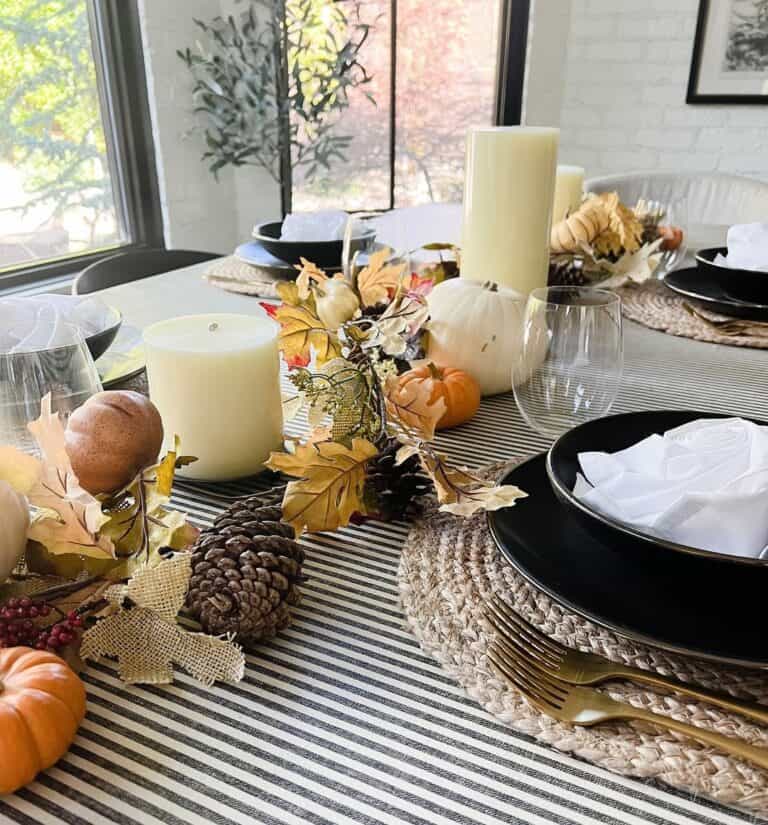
[65,391,164,494]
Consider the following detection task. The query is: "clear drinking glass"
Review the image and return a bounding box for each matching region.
[513,287,623,440]
[0,323,102,453]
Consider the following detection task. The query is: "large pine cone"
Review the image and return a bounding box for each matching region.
[186,500,305,646]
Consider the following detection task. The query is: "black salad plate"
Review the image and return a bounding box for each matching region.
[664,265,768,321]
[547,410,768,568]
[488,453,768,668]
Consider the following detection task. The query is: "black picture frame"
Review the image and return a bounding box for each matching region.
[687,0,768,104]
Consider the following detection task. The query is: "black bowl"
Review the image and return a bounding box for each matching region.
[696,246,768,305]
[253,220,377,268]
[84,306,122,361]
[546,409,768,568]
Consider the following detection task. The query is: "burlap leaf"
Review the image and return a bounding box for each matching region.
[80,607,245,686]
[81,553,245,685]
[104,552,191,621]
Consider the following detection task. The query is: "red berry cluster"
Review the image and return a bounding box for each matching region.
[0,597,82,651]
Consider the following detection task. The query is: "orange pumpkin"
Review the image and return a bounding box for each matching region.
[0,647,86,794]
[65,390,164,494]
[398,363,481,430]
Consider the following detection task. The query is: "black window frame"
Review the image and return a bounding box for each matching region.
[307,0,530,212]
[0,0,163,293]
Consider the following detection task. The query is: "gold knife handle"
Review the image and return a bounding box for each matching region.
[611,663,768,726]
[627,705,768,771]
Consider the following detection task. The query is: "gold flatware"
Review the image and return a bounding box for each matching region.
[683,302,768,337]
[487,638,768,770]
[486,597,768,727]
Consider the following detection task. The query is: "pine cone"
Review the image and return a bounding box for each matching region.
[186,499,305,646]
[364,438,432,522]
[548,257,587,287]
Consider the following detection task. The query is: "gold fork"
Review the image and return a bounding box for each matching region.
[486,597,768,726]
[487,635,768,771]
[683,302,768,337]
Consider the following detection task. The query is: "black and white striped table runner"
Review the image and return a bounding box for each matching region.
[1,322,765,825]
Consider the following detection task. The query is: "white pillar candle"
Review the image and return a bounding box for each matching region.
[461,126,559,294]
[552,164,585,224]
[143,314,283,481]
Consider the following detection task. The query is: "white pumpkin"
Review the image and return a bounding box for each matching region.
[315,279,360,330]
[426,279,525,396]
[0,480,29,582]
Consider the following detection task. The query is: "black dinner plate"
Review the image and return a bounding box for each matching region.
[547,410,768,568]
[488,454,768,668]
[664,265,768,320]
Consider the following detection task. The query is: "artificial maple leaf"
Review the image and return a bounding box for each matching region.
[384,374,446,442]
[294,258,329,300]
[356,246,407,307]
[420,452,527,517]
[266,438,378,534]
[594,238,664,288]
[22,395,114,559]
[273,302,342,366]
[592,192,644,257]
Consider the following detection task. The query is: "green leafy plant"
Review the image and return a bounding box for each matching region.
[178,0,375,214]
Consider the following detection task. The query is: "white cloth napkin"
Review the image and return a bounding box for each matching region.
[713,223,768,272]
[0,294,114,354]
[574,417,768,558]
[279,210,349,241]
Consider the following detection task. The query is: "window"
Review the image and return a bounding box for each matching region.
[0,0,162,290]
[292,0,526,212]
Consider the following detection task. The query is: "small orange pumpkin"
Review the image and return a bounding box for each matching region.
[0,647,86,794]
[398,363,481,430]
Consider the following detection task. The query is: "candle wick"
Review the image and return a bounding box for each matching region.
[208,322,219,332]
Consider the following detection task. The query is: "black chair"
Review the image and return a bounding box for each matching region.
[72,248,221,294]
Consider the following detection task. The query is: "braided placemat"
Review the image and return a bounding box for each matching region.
[618,279,768,349]
[203,255,287,298]
[399,461,768,819]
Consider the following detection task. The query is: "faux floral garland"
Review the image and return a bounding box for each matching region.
[261,248,526,535]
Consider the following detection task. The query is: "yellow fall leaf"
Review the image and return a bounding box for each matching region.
[384,375,446,442]
[356,246,407,307]
[266,438,378,534]
[0,445,40,494]
[273,302,342,366]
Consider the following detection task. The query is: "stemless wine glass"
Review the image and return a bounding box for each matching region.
[0,323,102,453]
[513,287,623,440]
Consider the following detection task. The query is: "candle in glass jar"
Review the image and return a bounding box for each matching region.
[461,126,559,294]
[143,314,283,480]
[552,165,585,223]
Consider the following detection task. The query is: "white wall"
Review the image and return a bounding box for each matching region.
[138,0,280,253]
[533,0,768,182]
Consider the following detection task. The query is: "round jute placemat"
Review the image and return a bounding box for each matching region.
[399,461,768,819]
[203,255,287,298]
[617,279,768,349]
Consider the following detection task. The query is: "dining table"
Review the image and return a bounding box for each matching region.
[2,259,766,825]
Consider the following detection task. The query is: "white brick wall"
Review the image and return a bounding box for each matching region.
[138,0,280,253]
[554,0,768,181]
